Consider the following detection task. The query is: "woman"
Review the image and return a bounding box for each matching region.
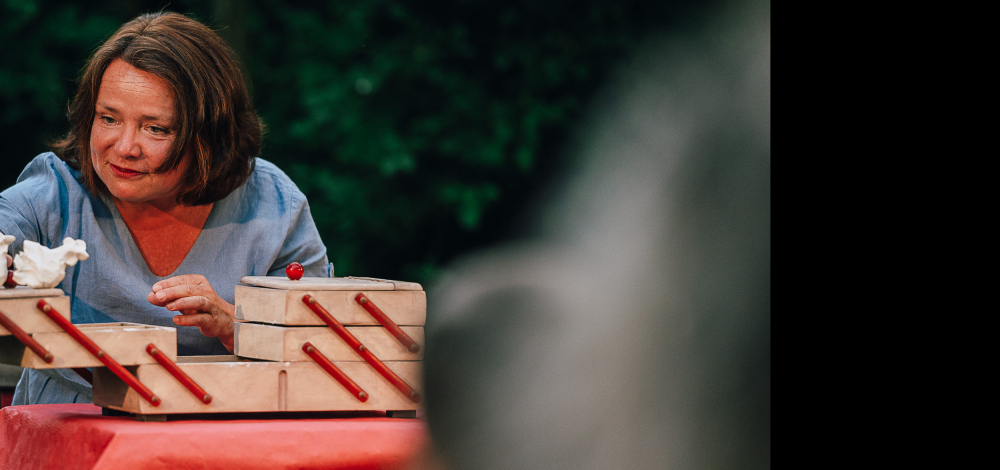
[0,12,328,404]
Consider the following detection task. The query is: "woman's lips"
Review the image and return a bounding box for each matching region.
[110,163,144,178]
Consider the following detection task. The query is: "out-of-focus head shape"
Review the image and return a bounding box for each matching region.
[423,1,770,469]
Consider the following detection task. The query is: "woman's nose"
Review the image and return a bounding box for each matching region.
[114,127,141,159]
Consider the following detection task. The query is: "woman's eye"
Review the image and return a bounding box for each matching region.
[100,116,116,125]
[148,126,169,135]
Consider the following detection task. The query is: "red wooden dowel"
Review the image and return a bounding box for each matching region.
[146,343,212,404]
[302,342,369,402]
[36,300,160,407]
[0,308,54,363]
[354,293,420,353]
[301,294,421,403]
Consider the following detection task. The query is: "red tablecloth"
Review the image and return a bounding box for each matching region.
[0,404,428,470]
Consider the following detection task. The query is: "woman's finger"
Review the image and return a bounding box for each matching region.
[147,291,166,307]
[165,296,217,314]
[151,274,209,293]
[174,312,232,338]
[154,283,213,304]
[172,312,214,328]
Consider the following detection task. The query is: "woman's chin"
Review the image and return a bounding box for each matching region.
[106,185,151,204]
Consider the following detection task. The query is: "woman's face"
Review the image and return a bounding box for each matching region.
[90,59,191,207]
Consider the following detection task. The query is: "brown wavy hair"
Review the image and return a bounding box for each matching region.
[51,12,262,206]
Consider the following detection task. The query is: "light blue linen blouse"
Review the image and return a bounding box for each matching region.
[1,153,329,404]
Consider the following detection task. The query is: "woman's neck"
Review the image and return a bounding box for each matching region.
[114,197,213,231]
[114,197,214,277]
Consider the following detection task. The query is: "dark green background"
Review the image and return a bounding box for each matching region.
[1,0,698,285]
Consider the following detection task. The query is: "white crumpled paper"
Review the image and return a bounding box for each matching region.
[13,238,90,289]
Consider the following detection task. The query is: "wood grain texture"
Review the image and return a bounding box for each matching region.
[235,287,426,326]
[0,295,71,335]
[338,277,424,291]
[288,360,422,412]
[93,357,422,415]
[239,276,423,291]
[0,287,65,299]
[234,323,424,362]
[2,322,176,369]
[240,276,401,291]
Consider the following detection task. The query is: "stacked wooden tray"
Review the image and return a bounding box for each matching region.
[1,287,176,369]
[93,276,426,418]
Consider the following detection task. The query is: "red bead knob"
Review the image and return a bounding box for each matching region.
[3,271,15,289]
[286,262,304,280]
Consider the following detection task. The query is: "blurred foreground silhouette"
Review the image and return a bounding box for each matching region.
[422,0,770,468]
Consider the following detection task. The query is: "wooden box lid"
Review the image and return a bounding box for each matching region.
[235,287,426,326]
[0,287,65,299]
[239,276,422,292]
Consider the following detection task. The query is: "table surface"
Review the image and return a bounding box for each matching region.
[0,404,428,470]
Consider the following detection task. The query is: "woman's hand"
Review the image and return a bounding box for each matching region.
[147,274,236,352]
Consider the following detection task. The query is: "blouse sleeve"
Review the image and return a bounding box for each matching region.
[250,159,329,278]
[266,190,329,277]
[0,154,68,255]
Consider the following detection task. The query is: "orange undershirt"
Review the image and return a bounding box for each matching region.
[114,199,214,276]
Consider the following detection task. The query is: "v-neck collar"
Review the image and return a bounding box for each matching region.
[102,194,219,280]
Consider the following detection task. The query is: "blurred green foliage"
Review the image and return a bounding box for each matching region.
[1,0,695,284]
